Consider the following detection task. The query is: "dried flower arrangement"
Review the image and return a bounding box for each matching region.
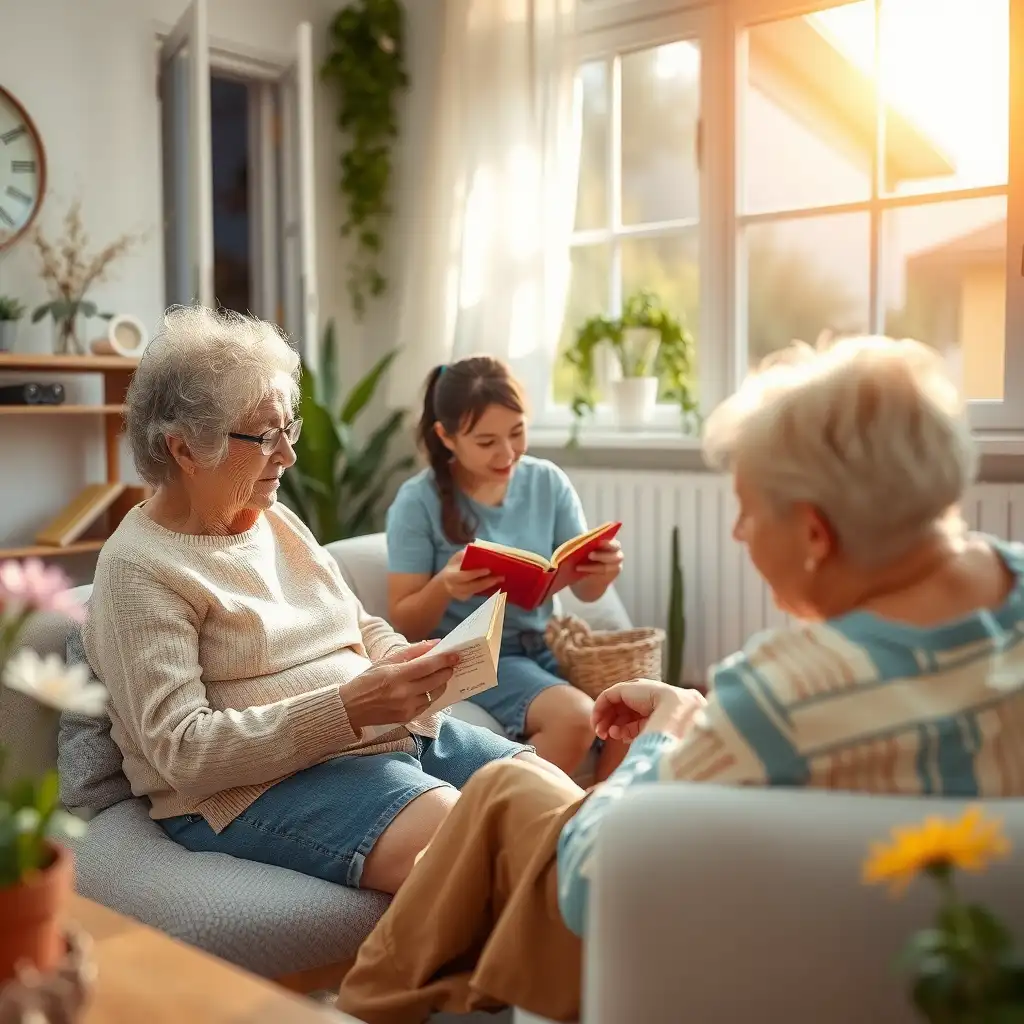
[30,201,145,356]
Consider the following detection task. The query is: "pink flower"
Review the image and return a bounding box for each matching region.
[0,558,86,622]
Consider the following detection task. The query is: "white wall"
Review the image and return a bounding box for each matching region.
[0,0,433,562]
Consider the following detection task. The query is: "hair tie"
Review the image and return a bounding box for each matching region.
[438,364,447,377]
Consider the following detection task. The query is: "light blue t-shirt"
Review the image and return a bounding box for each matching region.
[385,455,589,638]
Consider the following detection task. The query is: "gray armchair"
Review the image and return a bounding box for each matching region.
[2,532,632,988]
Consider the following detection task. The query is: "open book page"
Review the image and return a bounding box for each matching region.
[355,593,506,742]
[551,521,622,566]
[425,591,506,712]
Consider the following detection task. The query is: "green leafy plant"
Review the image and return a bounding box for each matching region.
[279,320,414,543]
[322,0,410,319]
[864,805,1024,1023]
[1,560,104,889]
[564,290,699,439]
[0,297,26,321]
[665,525,686,688]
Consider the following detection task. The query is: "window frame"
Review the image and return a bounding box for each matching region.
[543,0,1024,439]
[539,6,721,431]
[156,2,319,360]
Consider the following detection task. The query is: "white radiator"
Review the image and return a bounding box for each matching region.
[567,470,1024,686]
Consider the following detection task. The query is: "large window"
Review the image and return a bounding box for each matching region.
[551,0,1023,435]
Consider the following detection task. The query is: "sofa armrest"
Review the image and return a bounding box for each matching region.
[583,785,1024,1024]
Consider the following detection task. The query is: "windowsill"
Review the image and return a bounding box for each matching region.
[530,425,704,451]
[530,425,1024,458]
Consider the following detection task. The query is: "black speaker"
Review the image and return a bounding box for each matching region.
[0,382,66,405]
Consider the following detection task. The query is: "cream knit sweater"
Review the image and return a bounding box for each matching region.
[83,502,446,832]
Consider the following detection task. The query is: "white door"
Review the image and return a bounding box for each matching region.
[160,0,214,307]
[279,22,319,363]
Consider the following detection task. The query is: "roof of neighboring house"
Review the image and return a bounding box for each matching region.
[750,17,956,186]
[905,219,1006,273]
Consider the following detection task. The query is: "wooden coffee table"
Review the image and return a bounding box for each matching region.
[69,895,360,1023]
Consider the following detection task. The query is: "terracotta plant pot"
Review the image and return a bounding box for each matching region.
[0,843,74,982]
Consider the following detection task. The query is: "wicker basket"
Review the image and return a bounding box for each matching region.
[544,615,665,700]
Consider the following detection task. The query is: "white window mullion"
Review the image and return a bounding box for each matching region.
[608,51,624,315]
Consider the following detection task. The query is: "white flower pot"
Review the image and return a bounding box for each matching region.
[0,320,15,352]
[611,376,659,429]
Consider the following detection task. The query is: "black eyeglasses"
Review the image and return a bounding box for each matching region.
[228,418,303,456]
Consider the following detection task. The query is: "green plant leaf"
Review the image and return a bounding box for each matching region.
[31,302,53,323]
[340,409,405,493]
[35,770,60,817]
[78,300,98,319]
[319,319,339,412]
[339,349,399,425]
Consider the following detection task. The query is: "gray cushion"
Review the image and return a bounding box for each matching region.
[59,627,131,815]
[68,797,390,975]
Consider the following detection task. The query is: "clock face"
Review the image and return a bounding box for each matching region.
[0,86,45,252]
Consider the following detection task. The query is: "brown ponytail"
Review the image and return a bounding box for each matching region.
[415,357,526,545]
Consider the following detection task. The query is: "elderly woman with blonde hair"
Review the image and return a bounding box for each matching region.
[82,306,554,898]
[338,335,1024,1023]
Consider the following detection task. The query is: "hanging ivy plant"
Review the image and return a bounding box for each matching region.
[322,0,410,319]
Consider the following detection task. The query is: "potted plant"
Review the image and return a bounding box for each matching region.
[30,200,143,355]
[0,296,26,352]
[0,559,106,981]
[278,320,415,542]
[564,290,699,436]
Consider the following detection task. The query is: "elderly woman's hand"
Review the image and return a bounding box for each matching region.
[343,641,461,731]
[593,680,706,743]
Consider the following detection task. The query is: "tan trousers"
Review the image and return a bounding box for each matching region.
[337,758,588,1024]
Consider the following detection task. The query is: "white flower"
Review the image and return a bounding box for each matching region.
[378,34,395,53]
[2,649,107,716]
[14,807,41,833]
[49,809,87,839]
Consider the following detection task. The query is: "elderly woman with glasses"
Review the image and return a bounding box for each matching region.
[82,306,552,895]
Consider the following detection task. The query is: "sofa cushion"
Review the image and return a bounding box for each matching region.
[59,625,132,815]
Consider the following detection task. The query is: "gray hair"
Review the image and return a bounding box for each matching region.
[126,306,301,487]
[703,336,978,566]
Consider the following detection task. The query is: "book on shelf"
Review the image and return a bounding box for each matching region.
[459,521,622,611]
[359,591,506,741]
[34,483,126,547]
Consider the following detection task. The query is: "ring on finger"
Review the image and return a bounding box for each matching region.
[425,691,433,704]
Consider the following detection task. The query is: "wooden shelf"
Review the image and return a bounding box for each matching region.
[0,403,125,415]
[0,538,105,559]
[0,353,139,373]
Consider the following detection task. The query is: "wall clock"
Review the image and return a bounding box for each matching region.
[0,85,46,253]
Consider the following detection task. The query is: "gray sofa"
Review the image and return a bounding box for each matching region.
[2,532,632,984]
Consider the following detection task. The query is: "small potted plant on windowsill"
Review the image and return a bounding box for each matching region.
[564,290,698,439]
[0,559,106,983]
[0,296,26,352]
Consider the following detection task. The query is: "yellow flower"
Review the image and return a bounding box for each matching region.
[862,805,1011,894]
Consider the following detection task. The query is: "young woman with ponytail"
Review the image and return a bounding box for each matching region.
[385,356,625,776]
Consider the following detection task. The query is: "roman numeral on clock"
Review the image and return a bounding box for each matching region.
[0,207,14,228]
[5,185,30,203]
[0,126,25,145]
[11,160,34,174]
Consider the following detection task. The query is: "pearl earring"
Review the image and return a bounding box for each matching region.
[804,557,817,574]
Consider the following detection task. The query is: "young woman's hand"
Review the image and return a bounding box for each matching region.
[439,548,503,602]
[342,641,460,729]
[592,679,706,742]
[576,538,624,581]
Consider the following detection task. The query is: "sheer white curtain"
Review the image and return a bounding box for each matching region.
[387,0,580,410]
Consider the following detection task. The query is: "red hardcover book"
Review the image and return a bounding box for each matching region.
[460,521,622,611]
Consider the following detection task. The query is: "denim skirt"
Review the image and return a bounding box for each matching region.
[161,715,530,888]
